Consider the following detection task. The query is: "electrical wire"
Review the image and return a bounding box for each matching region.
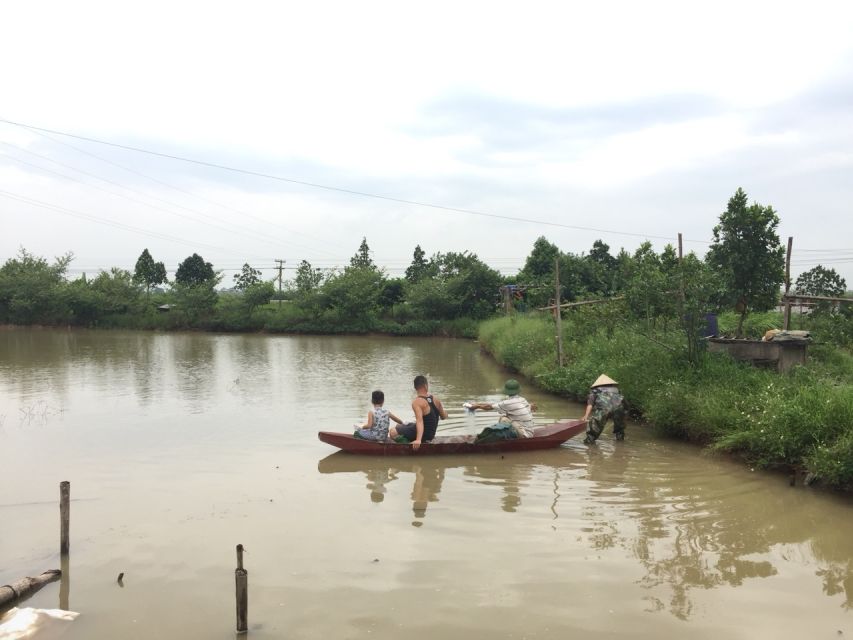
[0,141,340,257]
[0,189,270,262]
[14,124,348,254]
[0,117,709,245]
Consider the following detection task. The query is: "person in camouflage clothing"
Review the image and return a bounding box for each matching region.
[582,374,626,444]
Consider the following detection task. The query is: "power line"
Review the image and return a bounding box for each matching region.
[0,117,710,245]
[0,189,269,262]
[0,140,339,258]
[15,124,347,256]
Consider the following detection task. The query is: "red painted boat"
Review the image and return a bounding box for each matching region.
[317,419,587,456]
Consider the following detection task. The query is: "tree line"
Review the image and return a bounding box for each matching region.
[0,188,848,342]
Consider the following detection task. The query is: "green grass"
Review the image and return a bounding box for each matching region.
[479,314,853,489]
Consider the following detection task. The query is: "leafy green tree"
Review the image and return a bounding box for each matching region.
[409,251,501,319]
[379,277,406,311]
[323,265,385,327]
[679,254,721,364]
[584,239,618,294]
[233,263,262,291]
[795,265,847,298]
[406,277,456,320]
[175,253,216,287]
[65,275,101,326]
[624,242,667,328]
[557,252,590,302]
[405,245,433,283]
[295,259,324,293]
[516,237,561,307]
[0,248,73,324]
[133,248,167,295]
[91,268,140,315]
[242,281,275,312]
[350,237,375,270]
[171,281,219,325]
[707,188,785,337]
[520,236,560,280]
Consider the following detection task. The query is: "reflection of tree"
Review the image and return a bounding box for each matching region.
[172,334,217,410]
[817,563,853,611]
[318,446,853,619]
[583,446,853,620]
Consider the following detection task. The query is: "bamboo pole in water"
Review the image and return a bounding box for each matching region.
[60,481,70,555]
[235,544,248,634]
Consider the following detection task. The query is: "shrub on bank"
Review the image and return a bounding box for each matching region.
[478,314,853,488]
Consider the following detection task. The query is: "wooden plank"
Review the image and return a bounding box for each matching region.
[0,571,61,610]
[782,293,852,303]
[537,295,625,311]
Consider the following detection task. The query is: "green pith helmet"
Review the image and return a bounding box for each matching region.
[504,379,521,395]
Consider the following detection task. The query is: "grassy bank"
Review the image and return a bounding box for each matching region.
[479,314,853,489]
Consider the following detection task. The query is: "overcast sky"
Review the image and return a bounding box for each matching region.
[2,0,852,284]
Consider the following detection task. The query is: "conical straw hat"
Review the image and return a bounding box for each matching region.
[591,374,618,388]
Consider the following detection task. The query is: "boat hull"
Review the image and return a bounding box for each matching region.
[318,419,586,456]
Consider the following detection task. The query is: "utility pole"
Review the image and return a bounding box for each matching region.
[554,257,564,368]
[274,259,285,298]
[501,286,513,315]
[783,236,793,330]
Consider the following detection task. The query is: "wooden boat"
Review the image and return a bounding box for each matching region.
[317,419,586,456]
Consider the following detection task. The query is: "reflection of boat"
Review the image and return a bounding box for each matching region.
[317,419,586,456]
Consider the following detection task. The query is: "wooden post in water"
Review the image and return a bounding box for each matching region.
[783,236,793,331]
[235,544,248,634]
[60,481,70,555]
[554,257,564,368]
[59,552,70,610]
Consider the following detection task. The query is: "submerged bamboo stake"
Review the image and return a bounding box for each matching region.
[59,553,70,610]
[0,570,61,610]
[60,481,70,555]
[235,544,248,634]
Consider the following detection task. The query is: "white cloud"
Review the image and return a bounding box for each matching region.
[1,0,852,282]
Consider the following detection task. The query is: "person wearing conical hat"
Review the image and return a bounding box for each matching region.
[469,379,537,438]
[582,374,626,444]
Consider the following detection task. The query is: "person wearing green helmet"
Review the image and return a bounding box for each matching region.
[469,378,537,438]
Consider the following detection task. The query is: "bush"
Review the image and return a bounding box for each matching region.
[479,312,853,489]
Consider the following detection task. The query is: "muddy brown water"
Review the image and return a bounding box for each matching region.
[1,328,851,639]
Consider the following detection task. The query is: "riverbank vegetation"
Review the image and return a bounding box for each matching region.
[2,189,851,486]
[479,312,853,488]
[0,240,498,337]
[475,189,852,488]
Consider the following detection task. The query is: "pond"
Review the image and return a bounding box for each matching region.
[1,328,851,639]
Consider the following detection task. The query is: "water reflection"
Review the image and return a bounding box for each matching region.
[171,335,217,411]
[2,327,852,636]
[318,447,853,618]
[318,454,447,525]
